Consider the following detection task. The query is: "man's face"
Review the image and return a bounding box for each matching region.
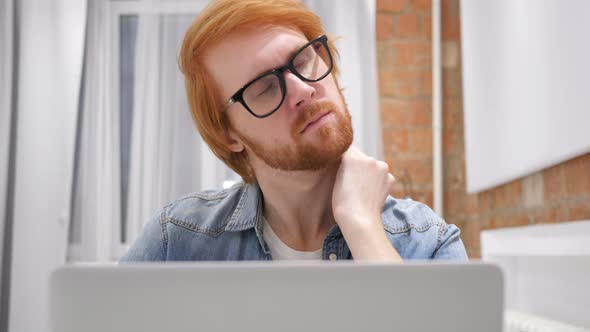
[204,25,353,172]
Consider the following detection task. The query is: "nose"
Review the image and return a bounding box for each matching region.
[283,71,316,110]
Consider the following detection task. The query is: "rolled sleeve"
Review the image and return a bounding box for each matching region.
[432,222,468,260]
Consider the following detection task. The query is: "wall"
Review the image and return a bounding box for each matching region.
[377,0,434,207]
[376,0,590,258]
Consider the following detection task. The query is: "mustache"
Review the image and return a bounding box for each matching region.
[291,100,339,136]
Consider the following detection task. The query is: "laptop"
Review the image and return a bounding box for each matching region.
[49,261,503,332]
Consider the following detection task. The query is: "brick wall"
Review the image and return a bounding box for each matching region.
[377,0,434,207]
[376,0,590,258]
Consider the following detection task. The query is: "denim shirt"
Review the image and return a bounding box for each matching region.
[121,182,468,262]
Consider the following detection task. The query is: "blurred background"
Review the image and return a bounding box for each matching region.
[377,0,590,259]
[0,0,589,331]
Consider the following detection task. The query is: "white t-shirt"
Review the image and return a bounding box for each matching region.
[262,217,322,260]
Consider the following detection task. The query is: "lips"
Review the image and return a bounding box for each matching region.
[300,111,332,134]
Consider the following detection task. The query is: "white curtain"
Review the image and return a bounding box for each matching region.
[70,0,120,262]
[303,0,382,159]
[0,0,14,289]
[125,13,233,243]
[9,0,86,331]
[71,3,232,261]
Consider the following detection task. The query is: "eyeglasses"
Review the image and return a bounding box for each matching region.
[224,35,333,119]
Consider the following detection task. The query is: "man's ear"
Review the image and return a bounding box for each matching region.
[226,127,245,153]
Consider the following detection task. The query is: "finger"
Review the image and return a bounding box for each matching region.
[387,173,396,191]
[376,160,389,173]
[388,172,396,182]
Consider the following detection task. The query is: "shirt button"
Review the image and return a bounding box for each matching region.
[329,253,337,261]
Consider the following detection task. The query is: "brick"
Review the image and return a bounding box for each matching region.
[409,128,432,154]
[479,216,493,232]
[491,181,522,210]
[385,158,406,184]
[414,190,434,207]
[395,156,433,186]
[381,99,431,128]
[496,212,529,228]
[377,0,409,13]
[392,170,410,192]
[377,13,394,40]
[385,155,401,176]
[442,109,455,134]
[423,14,432,40]
[392,41,432,68]
[381,99,412,126]
[466,247,481,259]
[467,194,479,216]
[527,209,544,225]
[443,98,463,130]
[488,217,498,229]
[444,189,466,216]
[443,127,462,155]
[412,100,432,127]
[391,70,421,97]
[522,172,544,208]
[410,157,434,186]
[378,70,395,96]
[420,70,432,96]
[478,191,491,214]
[443,154,465,190]
[376,41,394,69]
[390,189,406,199]
[383,129,409,154]
[413,0,431,12]
[462,219,481,251]
[442,0,460,18]
[543,205,569,224]
[543,164,565,202]
[387,159,433,200]
[564,153,590,196]
[423,191,434,208]
[443,97,463,113]
[443,68,462,97]
[442,41,460,69]
[442,14,461,40]
[569,201,590,221]
[394,13,420,38]
[512,212,532,227]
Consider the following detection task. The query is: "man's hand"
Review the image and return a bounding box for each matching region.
[331,146,402,261]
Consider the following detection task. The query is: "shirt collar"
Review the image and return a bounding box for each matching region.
[223,181,345,256]
[224,182,263,232]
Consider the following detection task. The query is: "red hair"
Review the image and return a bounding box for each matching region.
[178,0,340,183]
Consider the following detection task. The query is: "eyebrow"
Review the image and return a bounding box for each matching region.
[249,41,307,80]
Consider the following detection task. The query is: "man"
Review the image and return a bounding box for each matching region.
[121,0,468,262]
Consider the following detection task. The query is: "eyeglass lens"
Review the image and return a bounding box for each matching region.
[242,40,331,116]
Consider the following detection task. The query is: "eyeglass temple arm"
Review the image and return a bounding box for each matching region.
[224,98,236,112]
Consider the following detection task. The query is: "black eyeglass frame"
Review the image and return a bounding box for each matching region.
[224,35,333,119]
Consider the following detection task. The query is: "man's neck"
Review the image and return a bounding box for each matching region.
[254,162,339,252]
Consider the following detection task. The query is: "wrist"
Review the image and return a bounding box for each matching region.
[334,210,381,232]
[337,216,402,262]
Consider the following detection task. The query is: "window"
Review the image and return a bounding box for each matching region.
[68,0,235,262]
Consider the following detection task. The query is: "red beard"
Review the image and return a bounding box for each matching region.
[238,100,354,171]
